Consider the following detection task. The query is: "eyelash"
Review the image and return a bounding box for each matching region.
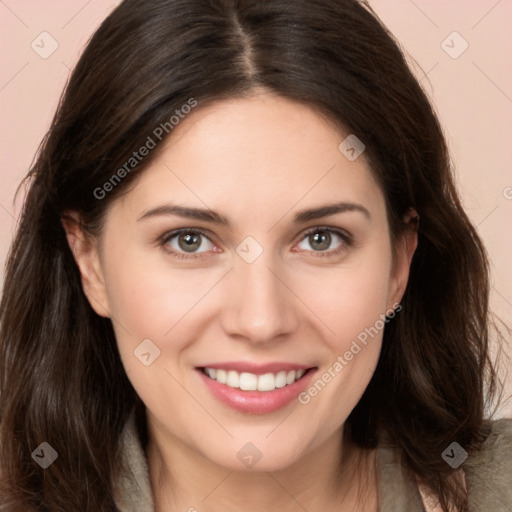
[158,226,353,261]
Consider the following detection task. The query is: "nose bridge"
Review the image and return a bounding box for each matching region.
[221,251,298,343]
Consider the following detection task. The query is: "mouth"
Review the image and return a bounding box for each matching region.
[198,367,312,391]
[195,363,317,414]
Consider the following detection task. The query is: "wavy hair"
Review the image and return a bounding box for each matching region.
[0,0,503,510]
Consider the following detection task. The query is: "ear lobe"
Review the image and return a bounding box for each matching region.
[388,209,419,308]
[61,212,111,318]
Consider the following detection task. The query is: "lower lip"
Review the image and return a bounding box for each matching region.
[196,368,317,414]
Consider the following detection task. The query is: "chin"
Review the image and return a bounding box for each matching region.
[196,435,311,473]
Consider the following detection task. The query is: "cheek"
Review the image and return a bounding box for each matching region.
[100,245,227,377]
[101,255,213,417]
[101,243,220,335]
[291,246,393,432]
[293,247,393,353]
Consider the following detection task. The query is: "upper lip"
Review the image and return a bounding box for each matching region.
[197,361,315,375]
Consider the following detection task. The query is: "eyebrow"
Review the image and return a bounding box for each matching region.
[137,201,371,225]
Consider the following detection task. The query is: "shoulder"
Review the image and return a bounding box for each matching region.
[463,418,512,512]
[114,408,154,512]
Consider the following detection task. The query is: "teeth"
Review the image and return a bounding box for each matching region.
[286,370,296,385]
[226,370,239,388]
[205,368,216,379]
[216,369,227,384]
[239,372,258,390]
[257,373,276,391]
[275,371,287,388]
[203,367,307,391]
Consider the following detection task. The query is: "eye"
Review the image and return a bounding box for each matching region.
[161,229,216,257]
[159,226,351,260]
[295,227,351,255]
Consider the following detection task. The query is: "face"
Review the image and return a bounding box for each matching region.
[68,94,415,472]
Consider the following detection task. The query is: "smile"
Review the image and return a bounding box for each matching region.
[200,367,307,391]
[196,363,317,414]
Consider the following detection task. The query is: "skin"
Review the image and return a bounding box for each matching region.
[64,93,417,511]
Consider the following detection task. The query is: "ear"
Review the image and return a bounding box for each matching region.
[387,208,419,309]
[61,212,111,318]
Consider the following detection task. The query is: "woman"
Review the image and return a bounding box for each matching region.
[0,0,510,510]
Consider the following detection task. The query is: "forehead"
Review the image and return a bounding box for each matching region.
[110,94,386,229]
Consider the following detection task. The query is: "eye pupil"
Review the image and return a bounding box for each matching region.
[309,231,331,251]
[178,233,201,252]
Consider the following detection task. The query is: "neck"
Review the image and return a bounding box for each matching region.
[146,417,378,512]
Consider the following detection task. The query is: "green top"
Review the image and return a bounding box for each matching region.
[114,414,512,511]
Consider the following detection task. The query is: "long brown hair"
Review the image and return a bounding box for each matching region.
[0,0,503,510]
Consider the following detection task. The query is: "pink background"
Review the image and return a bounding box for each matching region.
[1,0,511,417]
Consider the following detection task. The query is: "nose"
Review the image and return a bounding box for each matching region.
[220,255,299,345]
